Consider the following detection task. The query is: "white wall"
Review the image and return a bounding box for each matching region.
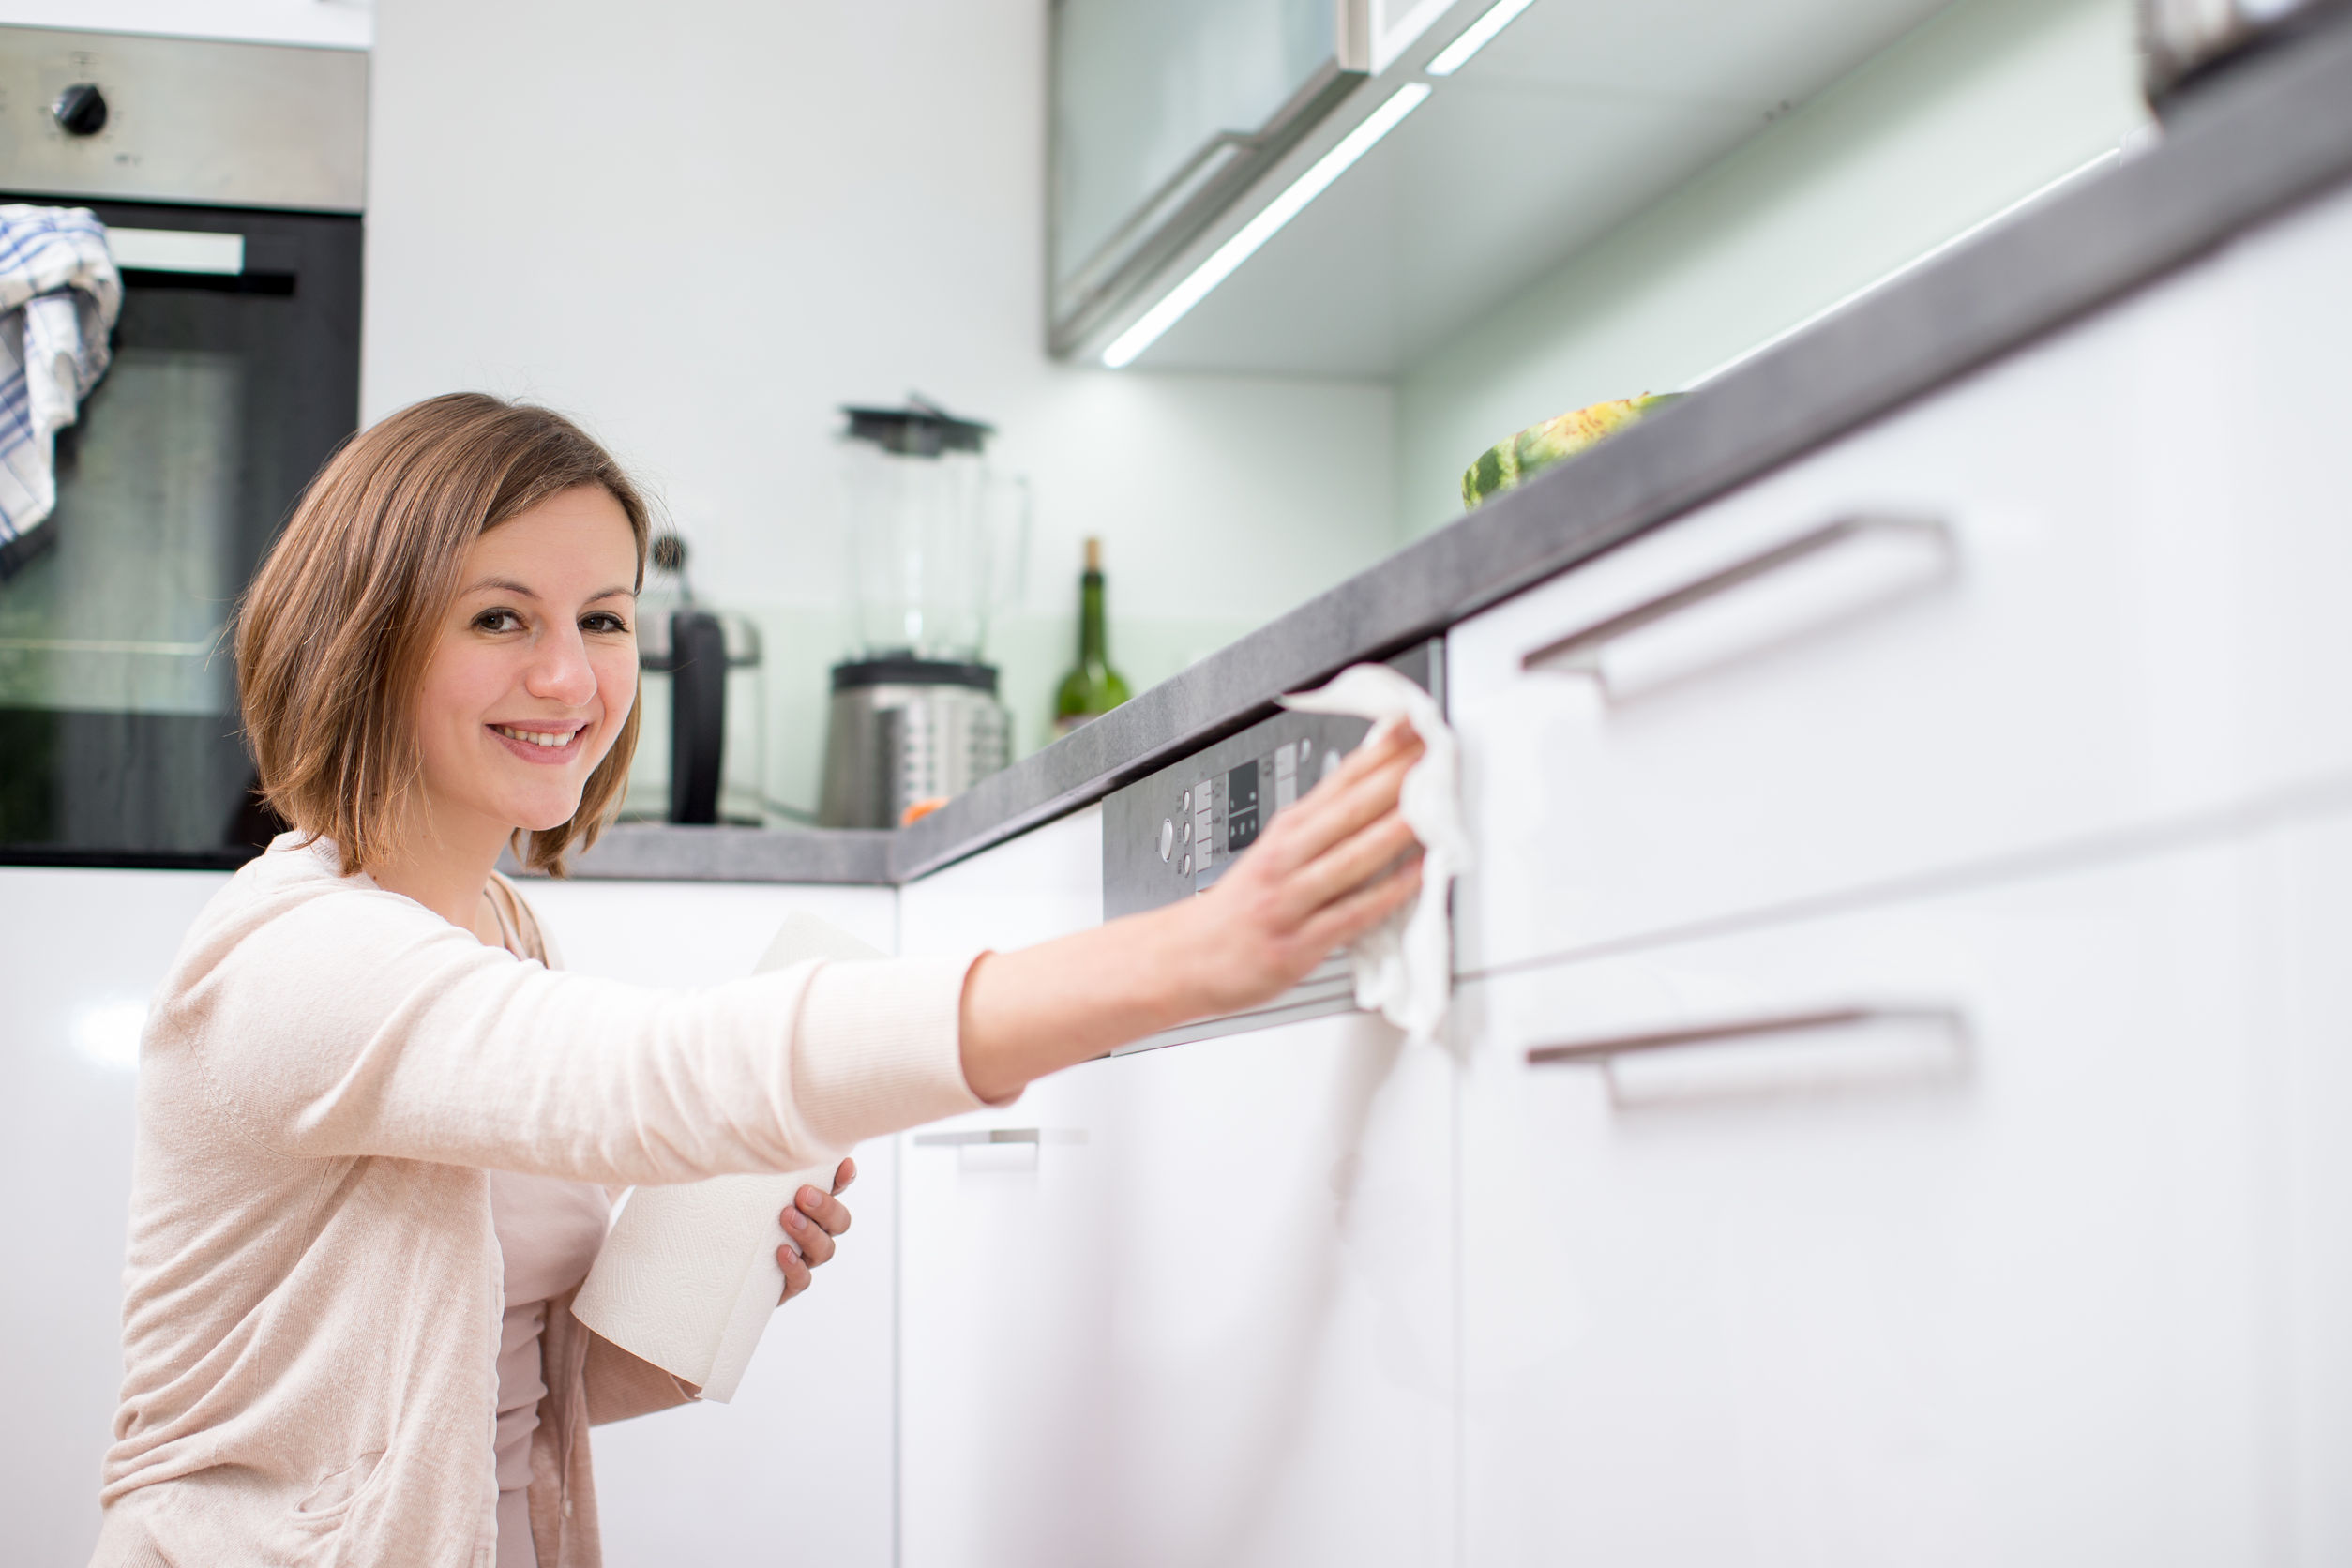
[363,0,1398,811]
[1394,0,2150,535]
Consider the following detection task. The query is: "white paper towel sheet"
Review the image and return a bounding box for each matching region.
[1279,664,1470,1043]
[570,912,881,1403]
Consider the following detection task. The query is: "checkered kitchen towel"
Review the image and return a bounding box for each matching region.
[0,204,122,555]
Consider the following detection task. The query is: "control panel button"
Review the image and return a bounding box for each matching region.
[1178,851,1191,876]
[53,83,109,137]
[1158,818,1174,861]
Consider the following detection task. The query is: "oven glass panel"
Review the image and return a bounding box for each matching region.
[0,199,361,867]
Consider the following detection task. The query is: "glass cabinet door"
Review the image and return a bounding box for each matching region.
[0,199,360,867]
[1048,0,1367,354]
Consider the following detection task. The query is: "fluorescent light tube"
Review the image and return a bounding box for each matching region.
[1425,0,1535,76]
[1101,83,1433,369]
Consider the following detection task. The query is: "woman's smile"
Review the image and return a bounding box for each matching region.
[490,720,592,762]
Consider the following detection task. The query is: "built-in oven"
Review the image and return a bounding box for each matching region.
[0,26,365,867]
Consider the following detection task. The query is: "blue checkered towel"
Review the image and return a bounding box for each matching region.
[0,204,122,554]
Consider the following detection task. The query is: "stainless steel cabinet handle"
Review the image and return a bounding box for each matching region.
[911,1128,1087,1147]
[1530,1004,1969,1107]
[1522,513,1955,699]
[1525,1004,1953,1063]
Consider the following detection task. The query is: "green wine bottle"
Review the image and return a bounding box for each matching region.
[1053,536,1131,737]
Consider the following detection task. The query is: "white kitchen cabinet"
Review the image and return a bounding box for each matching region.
[1448,174,2352,974]
[2245,808,2352,1566]
[1048,0,1369,354]
[0,867,903,1568]
[1455,817,2352,1567]
[0,867,232,1568]
[508,879,901,1568]
[897,810,1456,1568]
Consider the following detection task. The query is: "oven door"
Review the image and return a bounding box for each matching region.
[0,197,360,867]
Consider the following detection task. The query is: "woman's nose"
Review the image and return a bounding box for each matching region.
[525,627,599,705]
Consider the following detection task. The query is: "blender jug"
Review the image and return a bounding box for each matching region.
[819,400,1027,828]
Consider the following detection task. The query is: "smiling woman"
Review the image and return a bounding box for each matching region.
[92,393,1426,1568]
[234,395,649,893]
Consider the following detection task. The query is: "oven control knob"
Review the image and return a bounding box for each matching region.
[53,83,109,137]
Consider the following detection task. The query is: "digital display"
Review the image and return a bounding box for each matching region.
[1225,759,1261,852]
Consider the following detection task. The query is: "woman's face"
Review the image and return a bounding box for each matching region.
[414,484,640,840]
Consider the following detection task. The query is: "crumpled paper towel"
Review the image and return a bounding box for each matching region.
[1279,663,1470,1042]
[570,912,879,1402]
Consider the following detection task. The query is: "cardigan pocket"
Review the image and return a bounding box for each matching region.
[263,1449,389,1564]
[292,1448,385,1521]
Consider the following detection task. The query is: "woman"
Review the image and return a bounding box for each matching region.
[93,394,1424,1567]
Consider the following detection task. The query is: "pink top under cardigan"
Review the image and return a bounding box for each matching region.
[91,834,987,1568]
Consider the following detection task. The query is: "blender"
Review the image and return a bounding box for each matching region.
[817,400,1026,829]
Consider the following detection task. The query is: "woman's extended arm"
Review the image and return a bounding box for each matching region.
[172,724,1424,1182]
[957,719,1425,1102]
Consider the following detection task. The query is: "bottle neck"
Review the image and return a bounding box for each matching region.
[1078,569,1108,667]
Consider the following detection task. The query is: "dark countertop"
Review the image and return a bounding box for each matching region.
[558,16,2352,887]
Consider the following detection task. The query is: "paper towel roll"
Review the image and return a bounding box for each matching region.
[571,912,882,1403]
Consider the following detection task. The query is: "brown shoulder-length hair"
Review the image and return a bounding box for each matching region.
[236,392,651,878]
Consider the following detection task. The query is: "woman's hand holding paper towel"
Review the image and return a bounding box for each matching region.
[776,1156,856,1304]
[957,719,1425,1102]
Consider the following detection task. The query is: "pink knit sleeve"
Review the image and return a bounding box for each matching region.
[167,883,994,1184]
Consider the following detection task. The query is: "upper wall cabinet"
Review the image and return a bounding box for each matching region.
[1052,0,1956,374]
[1048,0,1374,357]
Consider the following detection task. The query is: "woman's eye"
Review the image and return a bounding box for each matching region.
[582,611,631,635]
[475,609,524,633]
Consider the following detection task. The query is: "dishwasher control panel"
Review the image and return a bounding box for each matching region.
[1105,713,1372,917]
[1098,641,1440,1053]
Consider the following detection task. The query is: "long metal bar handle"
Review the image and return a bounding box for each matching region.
[911,1128,1089,1147]
[1527,1004,1963,1066]
[1521,513,1952,674]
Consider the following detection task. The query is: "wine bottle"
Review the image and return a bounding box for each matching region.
[1053,536,1131,737]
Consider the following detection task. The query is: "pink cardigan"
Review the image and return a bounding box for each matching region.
[92,836,984,1566]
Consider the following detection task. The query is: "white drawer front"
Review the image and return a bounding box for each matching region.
[1449,180,2352,972]
[1455,826,2335,1567]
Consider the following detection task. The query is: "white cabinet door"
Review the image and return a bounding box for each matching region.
[897,804,1121,1568]
[1457,832,2299,1567]
[1447,174,2352,973]
[515,879,900,1568]
[0,867,231,1568]
[897,809,1455,1568]
[2246,809,2352,1566]
[901,1013,1455,1568]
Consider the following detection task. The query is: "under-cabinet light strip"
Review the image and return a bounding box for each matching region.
[1425,0,1537,77]
[1100,83,1433,369]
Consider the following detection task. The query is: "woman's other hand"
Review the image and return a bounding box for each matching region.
[957,718,1425,1103]
[776,1156,855,1304]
